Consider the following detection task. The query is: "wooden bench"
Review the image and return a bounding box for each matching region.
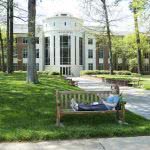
[56,90,126,126]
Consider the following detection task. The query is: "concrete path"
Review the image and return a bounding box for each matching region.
[70,76,150,120]
[0,136,150,150]
[120,87,150,120]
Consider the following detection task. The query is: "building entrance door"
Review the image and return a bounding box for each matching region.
[60,67,71,76]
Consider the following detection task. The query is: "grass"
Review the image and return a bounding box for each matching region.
[140,75,150,90]
[0,72,150,142]
[97,74,150,90]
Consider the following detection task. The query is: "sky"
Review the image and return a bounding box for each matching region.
[14,0,147,33]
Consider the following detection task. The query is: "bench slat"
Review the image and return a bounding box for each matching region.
[58,91,112,94]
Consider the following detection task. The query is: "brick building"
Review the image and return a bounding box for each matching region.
[13,13,150,76]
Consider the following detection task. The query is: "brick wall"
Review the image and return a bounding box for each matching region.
[16,37,27,70]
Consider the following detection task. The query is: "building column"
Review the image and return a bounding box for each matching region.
[71,35,75,65]
[93,39,96,70]
[55,34,60,66]
[76,36,79,66]
[50,34,54,66]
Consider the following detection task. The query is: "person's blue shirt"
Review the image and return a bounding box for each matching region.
[105,95,120,110]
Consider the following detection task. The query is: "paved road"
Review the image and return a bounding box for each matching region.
[70,76,150,120]
[0,136,150,150]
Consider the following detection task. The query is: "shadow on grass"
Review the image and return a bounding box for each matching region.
[0,72,150,141]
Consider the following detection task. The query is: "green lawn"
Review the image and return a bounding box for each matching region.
[0,72,150,142]
[140,75,150,90]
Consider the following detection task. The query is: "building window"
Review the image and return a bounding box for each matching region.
[15,38,17,43]
[23,63,27,71]
[13,49,18,58]
[45,37,50,65]
[60,67,71,75]
[54,36,55,65]
[88,63,93,70]
[79,37,83,65]
[36,37,39,44]
[60,35,71,65]
[61,14,67,16]
[117,65,122,70]
[99,63,103,70]
[13,63,18,71]
[144,64,149,72]
[88,38,93,45]
[64,22,66,26]
[75,36,76,65]
[23,48,28,58]
[88,49,93,58]
[99,48,104,58]
[22,37,28,44]
[36,49,39,58]
[36,63,39,71]
[144,53,149,59]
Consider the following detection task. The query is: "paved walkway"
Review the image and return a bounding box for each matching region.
[0,136,150,150]
[70,76,150,120]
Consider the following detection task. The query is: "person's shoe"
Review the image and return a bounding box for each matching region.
[70,99,78,111]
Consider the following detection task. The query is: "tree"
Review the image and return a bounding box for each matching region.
[115,0,150,74]
[0,0,27,74]
[6,0,14,74]
[112,33,150,72]
[101,0,113,74]
[112,36,129,70]
[0,28,5,72]
[27,0,38,83]
[81,0,124,74]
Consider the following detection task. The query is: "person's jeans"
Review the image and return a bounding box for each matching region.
[78,103,108,111]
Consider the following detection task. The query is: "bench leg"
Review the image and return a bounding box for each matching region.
[121,105,125,123]
[56,106,61,127]
[56,115,60,127]
[116,110,120,121]
[56,114,64,127]
[118,105,128,125]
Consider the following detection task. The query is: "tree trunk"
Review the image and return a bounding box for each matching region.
[122,55,126,70]
[113,53,117,70]
[133,8,142,74]
[27,0,38,83]
[10,0,14,72]
[7,0,14,74]
[7,0,10,73]
[0,28,5,72]
[101,0,113,74]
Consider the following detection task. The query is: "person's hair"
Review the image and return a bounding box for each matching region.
[111,84,120,95]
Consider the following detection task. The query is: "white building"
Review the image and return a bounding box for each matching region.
[14,13,96,76]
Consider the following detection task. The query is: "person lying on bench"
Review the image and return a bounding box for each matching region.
[70,84,120,111]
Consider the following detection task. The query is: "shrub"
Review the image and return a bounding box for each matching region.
[114,71,132,75]
[51,72,60,75]
[104,77,132,81]
[80,70,132,76]
[38,71,49,75]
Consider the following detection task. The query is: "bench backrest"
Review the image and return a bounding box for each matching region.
[56,90,112,109]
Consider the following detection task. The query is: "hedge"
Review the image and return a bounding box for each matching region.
[80,70,135,76]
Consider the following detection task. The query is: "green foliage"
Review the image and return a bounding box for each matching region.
[112,33,150,71]
[129,58,138,72]
[51,72,60,75]
[114,71,132,75]
[80,70,109,75]
[0,72,150,141]
[80,70,133,75]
